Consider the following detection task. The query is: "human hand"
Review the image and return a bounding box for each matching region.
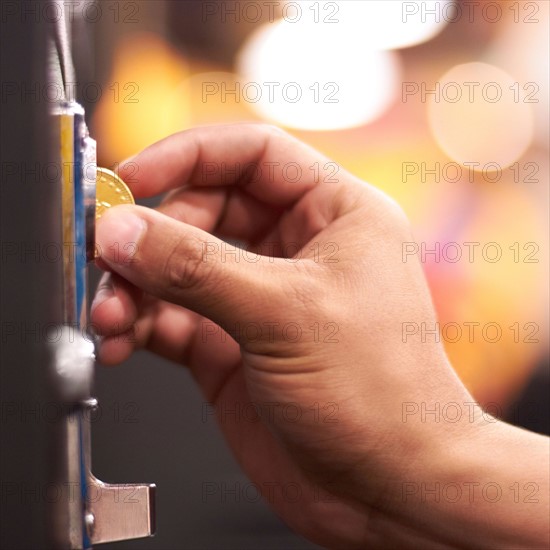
[91,125,548,549]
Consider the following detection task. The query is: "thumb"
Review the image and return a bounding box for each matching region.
[95,205,286,330]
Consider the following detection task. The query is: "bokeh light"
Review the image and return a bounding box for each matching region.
[178,70,261,126]
[428,62,534,169]
[93,32,190,165]
[326,0,453,50]
[419,180,548,404]
[237,19,401,130]
[487,0,549,147]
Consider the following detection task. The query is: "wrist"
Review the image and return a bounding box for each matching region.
[383,413,549,549]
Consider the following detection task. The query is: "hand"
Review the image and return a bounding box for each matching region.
[91,125,549,549]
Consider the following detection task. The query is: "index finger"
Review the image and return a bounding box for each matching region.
[118,123,338,206]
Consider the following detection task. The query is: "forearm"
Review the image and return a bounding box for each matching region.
[383,419,549,549]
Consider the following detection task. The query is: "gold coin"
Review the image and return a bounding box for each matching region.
[95,167,135,220]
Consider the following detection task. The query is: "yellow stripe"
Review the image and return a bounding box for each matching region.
[60,113,76,323]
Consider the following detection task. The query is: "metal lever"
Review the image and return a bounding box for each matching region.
[82,399,156,546]
[86,477,156,545]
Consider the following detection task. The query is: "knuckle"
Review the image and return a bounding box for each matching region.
[161,235,215,295]
[361,191,412,238]
[253,123,289,144]
[385,199,412,235]
[257,122,286,136]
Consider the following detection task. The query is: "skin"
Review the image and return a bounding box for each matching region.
[91,124,549,549]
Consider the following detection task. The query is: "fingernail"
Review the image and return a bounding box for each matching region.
[91,279,114,312]
[96,208,146,265]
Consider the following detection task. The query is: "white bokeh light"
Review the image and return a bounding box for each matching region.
[428,62,534,169]
[321,0,454,50]
[237,19,401,130]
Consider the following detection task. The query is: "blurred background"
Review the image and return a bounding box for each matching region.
[75,0,548,548]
